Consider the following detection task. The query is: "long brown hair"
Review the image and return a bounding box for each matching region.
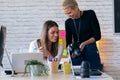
[40,20,59,57]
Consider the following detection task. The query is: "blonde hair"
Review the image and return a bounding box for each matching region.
[40,20,59,57]
[62,0,78,9]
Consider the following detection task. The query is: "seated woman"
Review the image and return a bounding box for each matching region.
[29,20,64,64]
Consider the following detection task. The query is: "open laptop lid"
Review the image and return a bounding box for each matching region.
[68,50,102,77]
[68,49,81,76]
[11,52,44,73]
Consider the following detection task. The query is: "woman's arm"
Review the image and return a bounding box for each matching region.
[90,10,101,41]
[65,19,72,47]
[80,10,101,51]
[29,40,38,52]
[55,44,64,63]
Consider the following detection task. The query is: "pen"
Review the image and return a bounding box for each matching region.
[48,55,52,61]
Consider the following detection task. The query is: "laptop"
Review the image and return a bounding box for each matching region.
[67,50,81,76]
[68,52,102,78]
[11,52,44,73]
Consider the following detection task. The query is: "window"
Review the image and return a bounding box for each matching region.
[114,0,120,33]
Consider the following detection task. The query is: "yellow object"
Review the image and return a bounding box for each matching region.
[62,62,71,75]
[59,38,63,44]
[63,49,67,56]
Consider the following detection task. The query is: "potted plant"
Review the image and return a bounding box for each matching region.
[24,60,48,76]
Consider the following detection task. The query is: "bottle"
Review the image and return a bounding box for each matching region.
[80,61,90,78]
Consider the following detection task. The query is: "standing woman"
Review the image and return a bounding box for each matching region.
[62,0,102,70]
[29,20,64,64]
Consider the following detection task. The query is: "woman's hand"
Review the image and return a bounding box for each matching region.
[80,37,95,51]
[38,47,49,57]
[79,42,86,52]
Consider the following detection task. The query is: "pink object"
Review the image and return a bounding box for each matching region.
[54,58,58,62]
[59,31,66,38]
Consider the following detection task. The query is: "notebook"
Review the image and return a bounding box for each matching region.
[11,52,44,73]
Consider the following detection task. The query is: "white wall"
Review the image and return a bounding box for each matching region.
[0,0,120,80]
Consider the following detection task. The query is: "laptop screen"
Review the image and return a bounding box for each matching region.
[11,52,44,73]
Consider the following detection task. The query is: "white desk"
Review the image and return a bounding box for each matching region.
[0,71,114,80]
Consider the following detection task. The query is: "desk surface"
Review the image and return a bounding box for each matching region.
[0,71,113,80]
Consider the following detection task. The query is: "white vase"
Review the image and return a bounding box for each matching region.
[29,65,42,77]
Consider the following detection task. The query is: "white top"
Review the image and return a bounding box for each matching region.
[29,40,64,63]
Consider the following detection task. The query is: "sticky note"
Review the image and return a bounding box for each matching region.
[59,31,66,38]
[59,39,63,44]
[63,49,67,56]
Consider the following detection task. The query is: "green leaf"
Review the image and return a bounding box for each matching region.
[23,60,48,76]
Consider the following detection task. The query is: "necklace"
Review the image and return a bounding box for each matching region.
[73,11,82,42]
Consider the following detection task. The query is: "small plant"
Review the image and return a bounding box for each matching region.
[24,60,48,76]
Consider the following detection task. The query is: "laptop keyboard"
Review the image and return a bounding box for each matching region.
[74,70,102,76]
[90,70,102,76]
[74,72,80,76]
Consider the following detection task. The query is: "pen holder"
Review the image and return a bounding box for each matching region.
[62,62,71,75]
[49,61,58,74]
